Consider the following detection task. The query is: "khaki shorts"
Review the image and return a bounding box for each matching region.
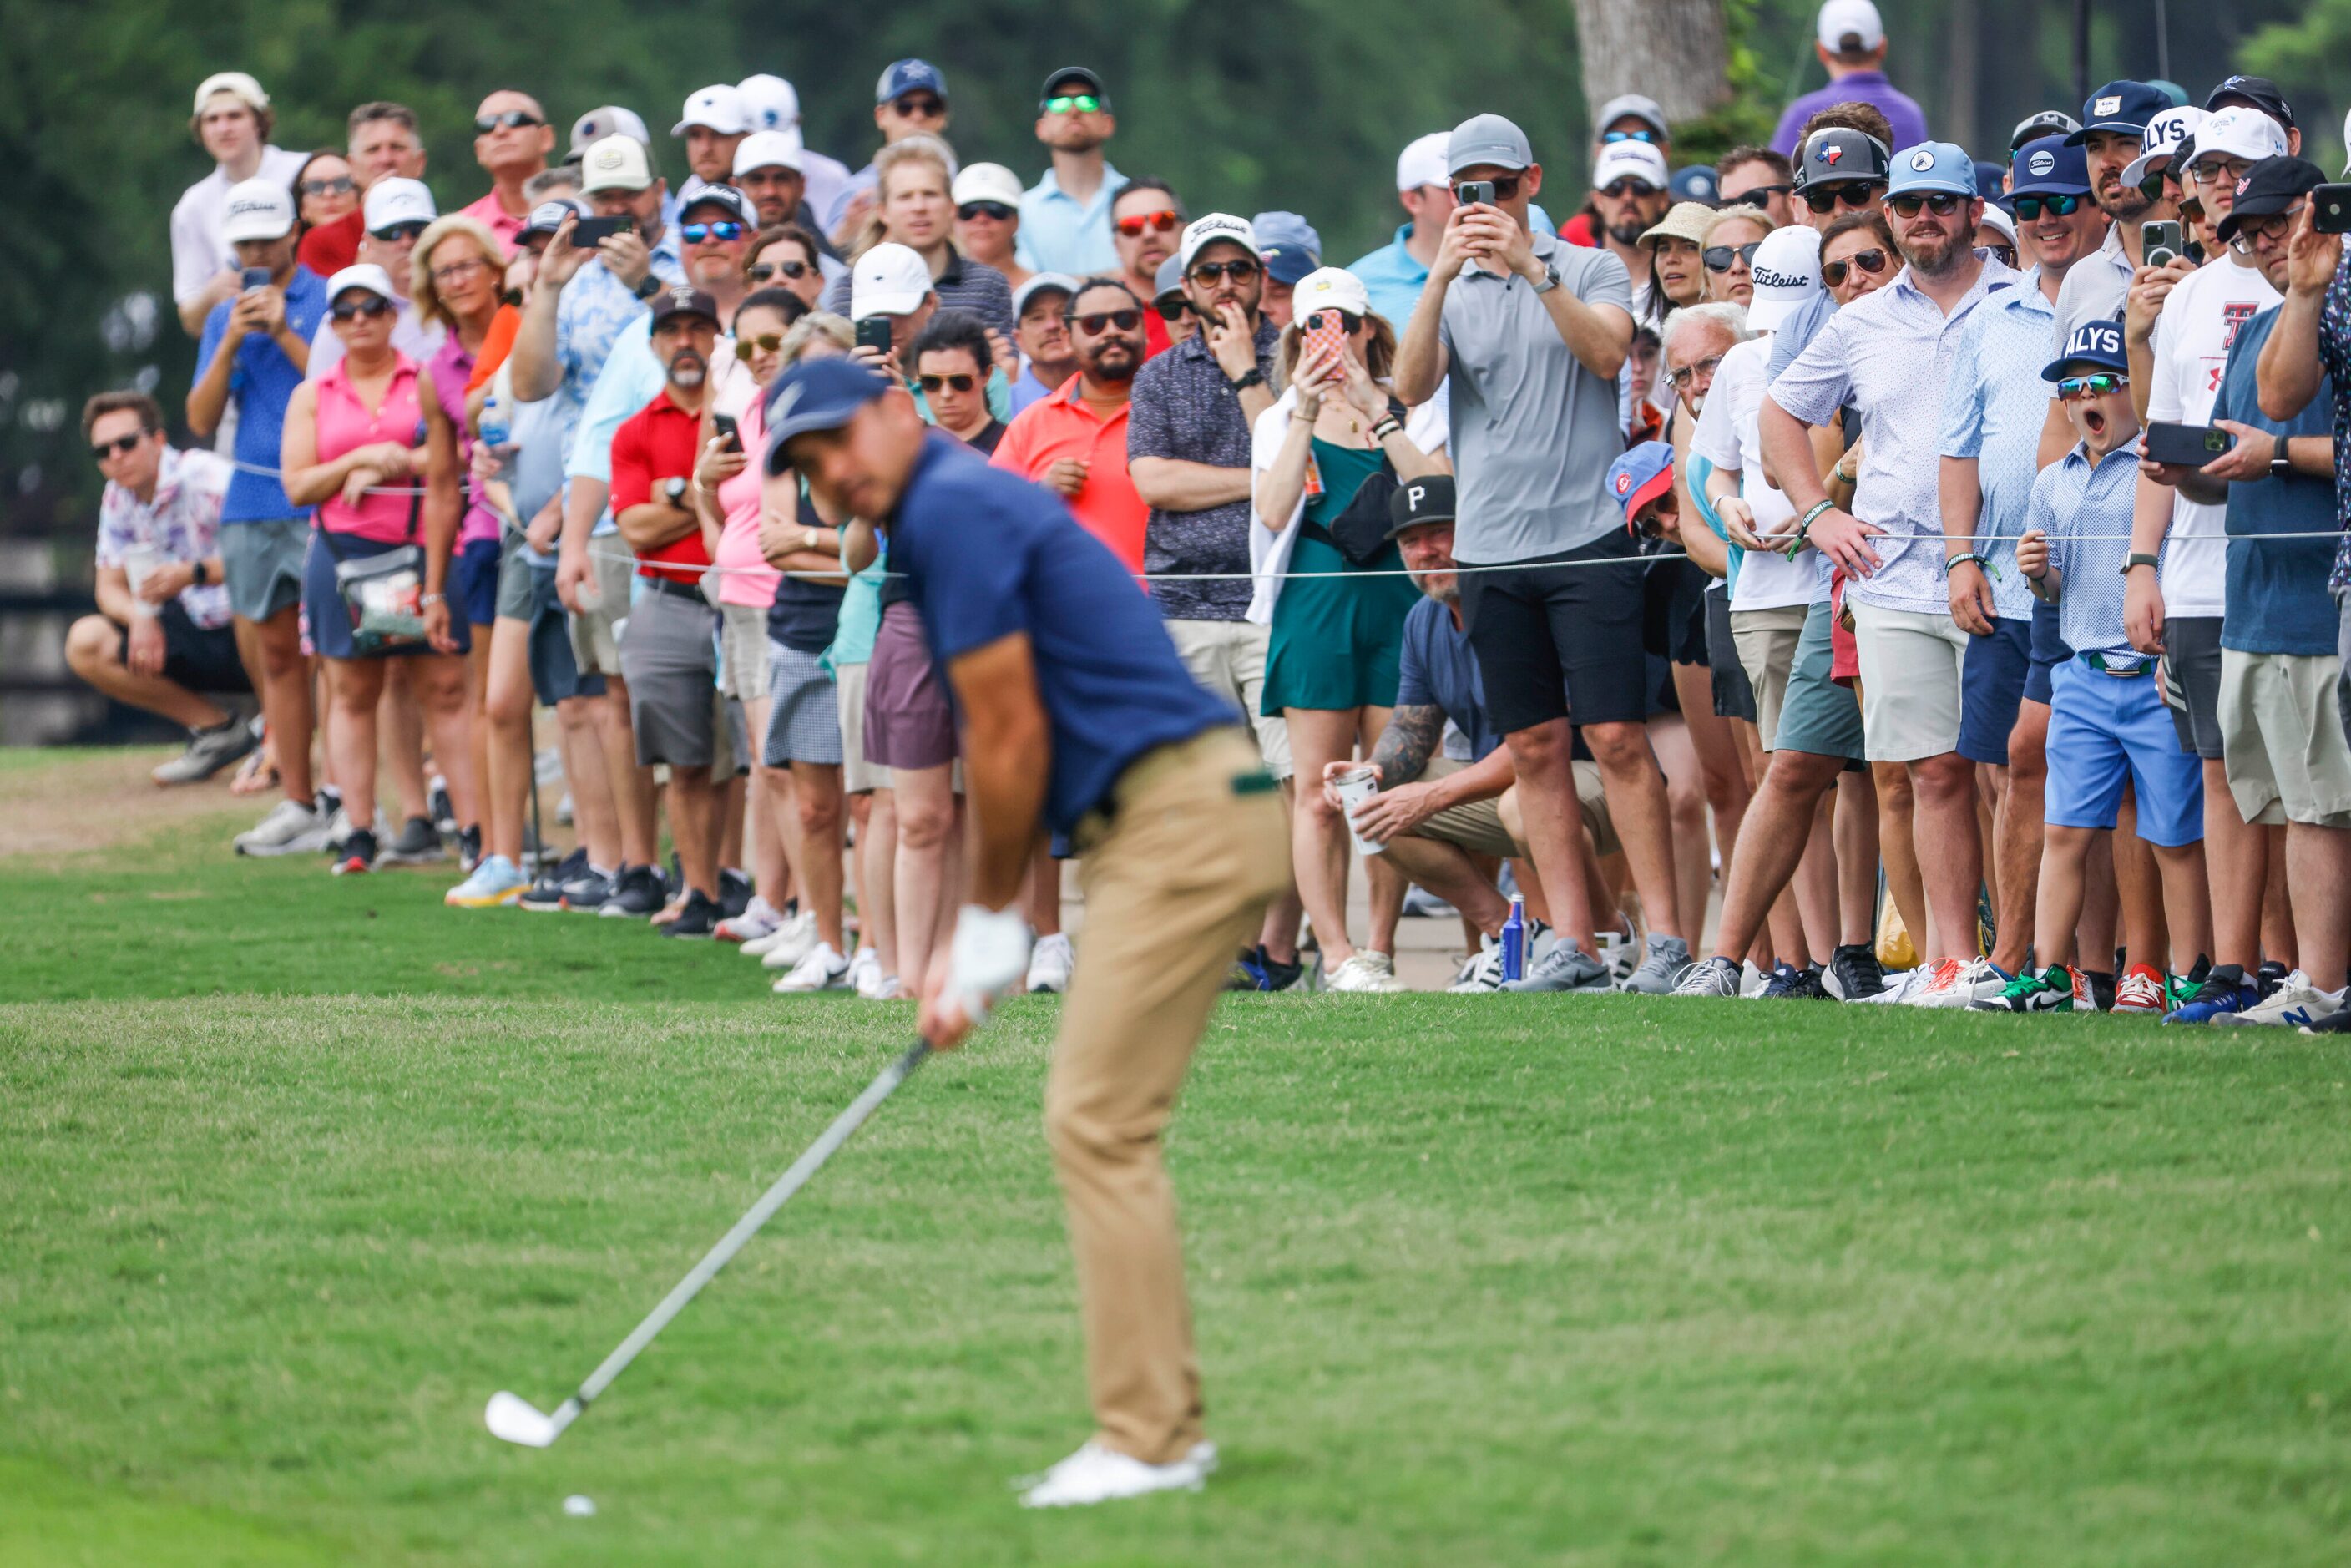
[1849,599,1969,762]
[567,547,636,678]
[2220,648,2351,828]
[1164,617,1292,780]
[718,603,771,701]
[834,660,892,794]
[1408,756,1617,859]
[1731,604,1809,751]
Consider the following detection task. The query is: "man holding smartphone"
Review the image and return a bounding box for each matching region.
[1393,114,1695,997]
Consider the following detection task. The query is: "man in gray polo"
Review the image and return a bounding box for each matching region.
[1394,112,1688,996]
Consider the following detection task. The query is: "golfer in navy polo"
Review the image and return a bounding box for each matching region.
[764,356,1292,1509]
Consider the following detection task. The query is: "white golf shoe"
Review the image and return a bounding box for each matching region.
[1018,1439,1216,1508]
[1026,931,1074,994]
[756,909,822,968]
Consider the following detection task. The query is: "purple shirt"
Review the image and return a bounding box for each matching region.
[428,333,501,546]
[1771,71,1929,159]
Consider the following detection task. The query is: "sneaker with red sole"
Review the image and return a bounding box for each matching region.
[331,827,378,876]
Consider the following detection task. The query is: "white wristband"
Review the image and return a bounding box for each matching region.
[944,904,1033,1027]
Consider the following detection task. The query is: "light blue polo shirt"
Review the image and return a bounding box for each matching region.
[1015,160,1125,277]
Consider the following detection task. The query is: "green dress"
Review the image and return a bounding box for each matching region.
[1261,438,1423,716]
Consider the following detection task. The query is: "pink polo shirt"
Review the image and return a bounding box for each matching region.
[458,191,528,256]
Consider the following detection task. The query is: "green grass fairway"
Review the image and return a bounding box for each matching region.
[5,751,2351,1564]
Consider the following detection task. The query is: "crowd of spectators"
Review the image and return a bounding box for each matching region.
[79,1,2351,1027]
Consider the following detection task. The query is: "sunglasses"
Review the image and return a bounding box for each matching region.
[1302,310,1361,334]
[958,201,1014,222]
[1115,209,1182,237]
[369,220,428,243]
[474,110,544,134]
[1818,248,1890,287]
[735,333,786,361]
[1728,182,1794,200]
[891,94,945,118]
[1888,193,1965,218]
[1071,309,1143,334]
[1801,183,1880,214]
[300,175,356,198]
[331,295,395,321]
[1985,243,2018,268]
[1597,179,1657,200]
[1187,259,1259,282]
[1457,175,1526,202]
[1602,128,1659,144]
[2013,193,2083,220]
[917,372,978,392]
[1663,352,1724,391]
[680,220,745,245]
[90,432,146,461]
[2055,372,2126,399]
[1042,94,1103,115]
[1702,241,1762,272]
[748,259,811,281]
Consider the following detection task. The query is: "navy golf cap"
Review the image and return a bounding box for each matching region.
[2067,82,2167,144]
[2041,318,2127,382]
[762,358,892,473]
[2010,136,2091,197]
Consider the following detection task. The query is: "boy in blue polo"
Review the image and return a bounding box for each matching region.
[1973,321,2211,1014]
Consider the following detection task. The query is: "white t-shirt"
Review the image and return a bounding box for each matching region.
[2144,254,2281,620]
[1690,336,1815,612]
[169,148,309,306]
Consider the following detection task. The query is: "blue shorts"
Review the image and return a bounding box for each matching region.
[2044,657,2204,845]
[2024,599,2070,706]
[1959,616,2032,766]
[453,535,502,629]
[300,531,470,661]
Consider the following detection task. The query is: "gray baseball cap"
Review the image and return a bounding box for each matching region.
[1447,114,1534,176]
[1594,94,1669,138]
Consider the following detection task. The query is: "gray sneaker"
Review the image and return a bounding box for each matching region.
[1671,954,1742,996]
[235,796,333,857]
[152,717,258,785]
[1502,940,1615,993]
[378,815,445,865]
[1622,934,1693,995]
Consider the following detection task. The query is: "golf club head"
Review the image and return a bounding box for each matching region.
[486,1390,563,1448]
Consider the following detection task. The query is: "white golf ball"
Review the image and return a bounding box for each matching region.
[562,1495,596,1517]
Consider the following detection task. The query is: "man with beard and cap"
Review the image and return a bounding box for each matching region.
[1763,111,1893,378]
[1762,140,2023,1009]
[736,73,855,229]
[2052,80,2177,349]
[1007,272,1080,412]
[1588,139,1673,300]
[609,285,736,938]
[993,277,1151,573]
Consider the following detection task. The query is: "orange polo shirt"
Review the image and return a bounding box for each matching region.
[989,377,1147,574]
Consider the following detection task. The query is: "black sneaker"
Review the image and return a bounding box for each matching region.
[2083,968,2117,1014]
[599,863,666,918]
[1783,964,1832,999]
[1757,962,1807,999]
[518,847,588,912]
[559,867,615,913]
[457,825,483,873]
[1824,943,1886,1001]
[718,868,753,921]
[379,815,445,865]
[2300,1007,2351,1036]
[2256,960,2290,1000]
[331,827,378,876]
[428,776,457,837]
[662,888,721,938]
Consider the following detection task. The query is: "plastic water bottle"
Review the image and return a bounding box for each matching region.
[1500,894,1526,983]
[478,392,509,451]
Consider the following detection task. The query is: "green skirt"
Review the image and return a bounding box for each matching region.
[1261,528,1421,716]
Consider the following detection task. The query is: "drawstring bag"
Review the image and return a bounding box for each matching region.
[321,480,427,655]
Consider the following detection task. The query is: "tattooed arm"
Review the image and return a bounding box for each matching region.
[1368,701,1445,788]
[1330,704,1520,846]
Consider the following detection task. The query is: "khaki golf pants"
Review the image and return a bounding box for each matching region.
[1049,726,1292,1465]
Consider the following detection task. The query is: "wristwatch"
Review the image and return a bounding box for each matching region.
[1529,260,1561,295]
[191,560,209,588]
[802,526,821,551]
[1228,367,1267,392]
[663,477,688,506]
[2121,551,2161,575]
[631,273,663,301]
[2271,450,2293,481]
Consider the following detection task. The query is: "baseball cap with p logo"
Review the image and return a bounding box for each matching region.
[1385,474,1457,540]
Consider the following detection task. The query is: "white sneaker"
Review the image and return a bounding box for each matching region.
[1017,1439,1213,1509]
[1853,966,1921,1004]
[1026,931,1074,993]
[235,797,333,857]
[846,943,881,995]
[1327,952,1405,993]
[1907,957,2012,1009]
[1593,929,1640,986]
[716,896,785,944]
[2214,972,2346,1028]
[758,910,823,969]
[1739,960,1768,999]
[772,941,852,994]
[1449,937,1504,994]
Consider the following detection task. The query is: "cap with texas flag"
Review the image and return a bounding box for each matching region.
[1607,442,1676,534]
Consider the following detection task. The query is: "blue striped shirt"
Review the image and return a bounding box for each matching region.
[1938,271,2054,620]
[2028,439,2143,661]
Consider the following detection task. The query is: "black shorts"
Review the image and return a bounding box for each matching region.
[1706,589,1757,723]
[119,600,251,695]
[1644,556,1711,666]
[1459,534,1651,734]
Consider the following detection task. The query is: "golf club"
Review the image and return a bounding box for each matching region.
[486,1039,933,1448]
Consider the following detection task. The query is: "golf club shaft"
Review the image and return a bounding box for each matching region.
[568,1041,933,1410]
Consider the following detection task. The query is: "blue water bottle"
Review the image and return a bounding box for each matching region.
[478,392,509,451]
[1500,893,1526,983]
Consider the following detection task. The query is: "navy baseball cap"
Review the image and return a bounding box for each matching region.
[876,59,946,104]
[2066,82,2166,144]
[762,357,893,473]
[2041,318,2127,382]
[1793,127,1889,191]
[2205,74,2294,130]
[1887,141,1977,198]
[2009,136,2091,197]
[1607,442,1676,532]
[1671,164,1721,205]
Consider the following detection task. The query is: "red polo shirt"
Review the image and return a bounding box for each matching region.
[609,388,710,580]
[990,377,1147,574]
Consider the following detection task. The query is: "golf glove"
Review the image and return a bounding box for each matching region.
[944,903,1032,1026]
